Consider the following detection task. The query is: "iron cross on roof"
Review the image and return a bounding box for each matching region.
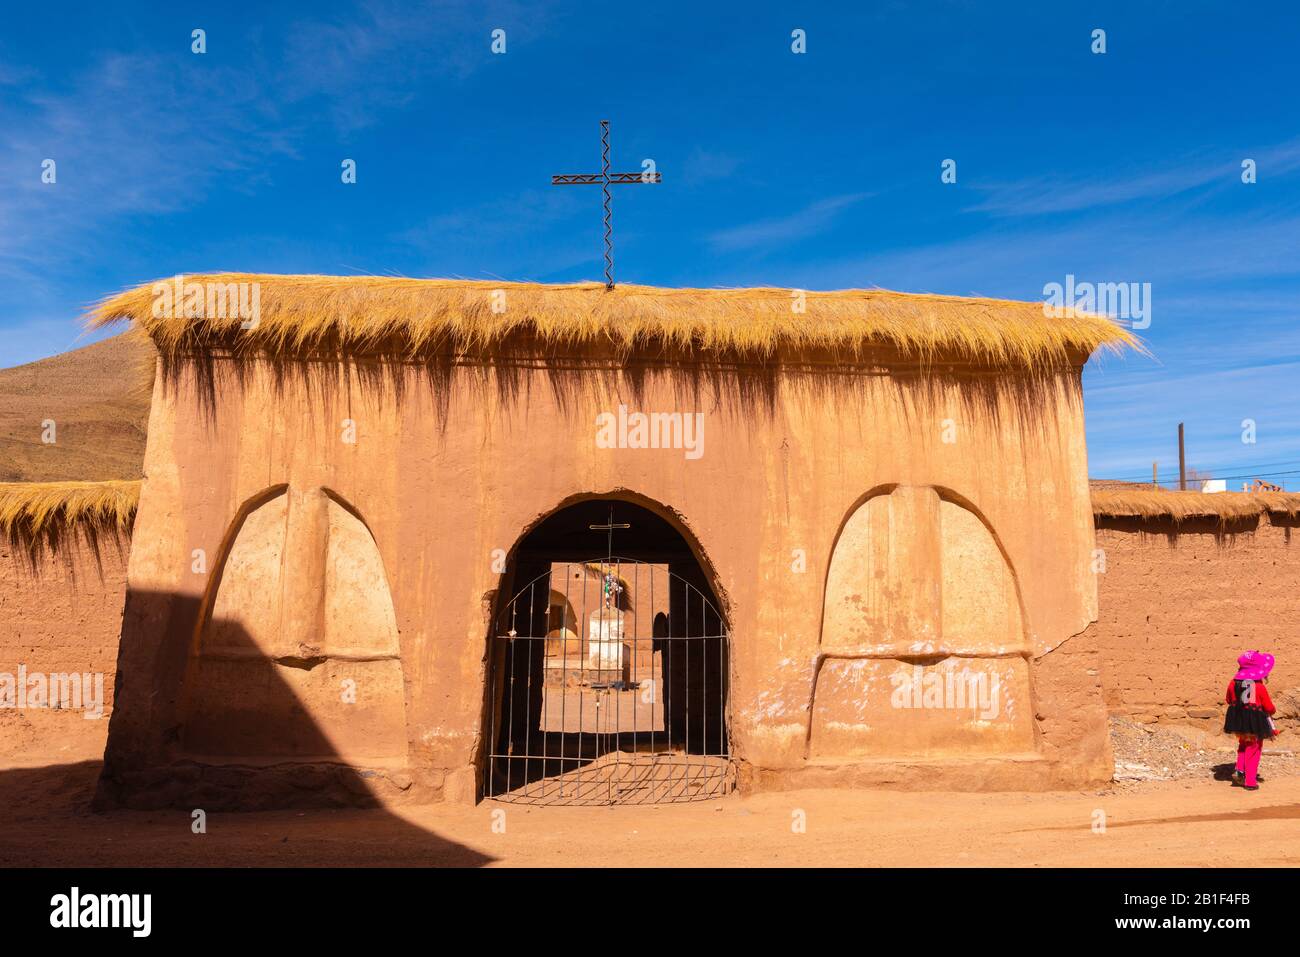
[552,120,661,289]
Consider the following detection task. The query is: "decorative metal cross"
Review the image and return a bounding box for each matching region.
[589,505,631,559]
[552,120,661,289]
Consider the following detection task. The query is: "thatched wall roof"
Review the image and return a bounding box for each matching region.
[89,274,1138,370]
[1091,488,1300,523]
[0,480,140,560]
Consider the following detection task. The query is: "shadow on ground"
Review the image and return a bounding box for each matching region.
[0,759,494,867]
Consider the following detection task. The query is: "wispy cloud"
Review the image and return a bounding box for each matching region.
[707,192,871,253]
[1084,361,1300,479]
[274,0,553,132]
[681,148,740,186]
[779,207,1300,297]
[0,0,558,365]
[395,187,597,279]
[966,138,1300,217]
[0,52,291,288]
[0,0,552,269]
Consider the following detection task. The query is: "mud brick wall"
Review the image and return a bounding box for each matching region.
[1091,514,1300,730]
[0,539,127,760]
[5,506,1299,776]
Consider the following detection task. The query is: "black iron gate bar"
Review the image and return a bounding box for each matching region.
[484,556,732,805]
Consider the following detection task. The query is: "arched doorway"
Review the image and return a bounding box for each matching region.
[483,498,732,805]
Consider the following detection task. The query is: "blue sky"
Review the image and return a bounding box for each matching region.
[3,1,1299,483]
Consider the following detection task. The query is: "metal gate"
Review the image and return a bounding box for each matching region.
[483,556,733,805]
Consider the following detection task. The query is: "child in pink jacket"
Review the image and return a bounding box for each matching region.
[1224,651,1276,791]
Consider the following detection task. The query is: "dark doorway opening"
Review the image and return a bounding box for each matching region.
[483,499,732,805]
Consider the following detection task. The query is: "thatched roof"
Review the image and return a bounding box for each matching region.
[0,480,140,560]
[89,274,1138,369]
[1091,488,1300,523]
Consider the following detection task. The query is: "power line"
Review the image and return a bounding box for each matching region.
[1100,461,1300,481]
[1096,462,1300,483]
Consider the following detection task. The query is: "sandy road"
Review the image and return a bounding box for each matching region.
[1,758,1297,867]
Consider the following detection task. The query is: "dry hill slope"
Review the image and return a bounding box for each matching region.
[0,331,153,482]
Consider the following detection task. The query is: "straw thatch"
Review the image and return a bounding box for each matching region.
[1091,488,1300,523]
[89,274,1138,369]
[0,480,141,561]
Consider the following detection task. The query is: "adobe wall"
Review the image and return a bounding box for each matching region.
[1092,515,1300,731]
[0,538,126,764]
[98,348,1110,807]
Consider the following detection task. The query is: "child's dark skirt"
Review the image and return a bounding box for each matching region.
[1224,679,1275,739]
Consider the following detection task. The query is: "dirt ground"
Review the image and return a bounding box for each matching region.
[2,718,1298,867]
[1109,715,1300,787]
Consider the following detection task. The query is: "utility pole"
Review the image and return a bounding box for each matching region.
[1152,462,1158,489]
[1177,423,1187,491]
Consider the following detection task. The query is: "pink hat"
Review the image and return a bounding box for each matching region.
[1234,651,1275,681]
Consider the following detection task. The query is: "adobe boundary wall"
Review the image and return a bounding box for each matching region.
[1091,513,1299,733]
[8,503,1296,788]
[0,538,126,763]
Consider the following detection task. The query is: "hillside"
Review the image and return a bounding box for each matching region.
[0,331,153,482]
